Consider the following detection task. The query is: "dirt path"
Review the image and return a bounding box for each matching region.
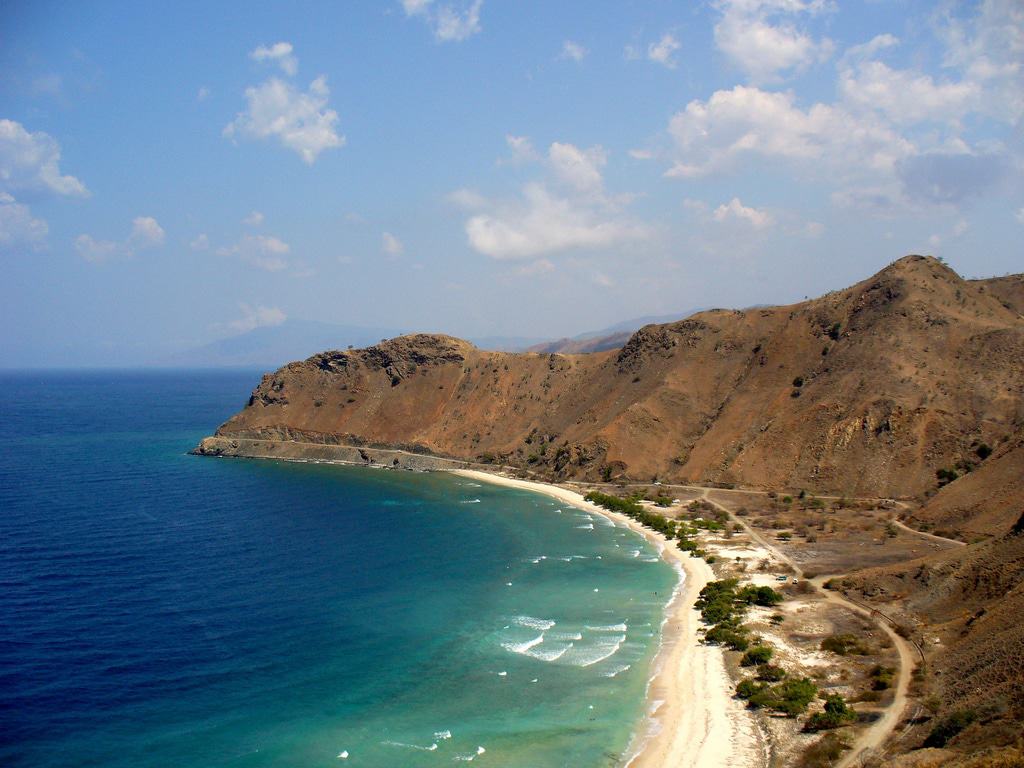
[697,490,916,768]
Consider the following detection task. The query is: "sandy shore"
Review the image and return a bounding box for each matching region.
[453,469,765,768]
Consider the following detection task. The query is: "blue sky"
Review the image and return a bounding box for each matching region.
[1,0,1022,366]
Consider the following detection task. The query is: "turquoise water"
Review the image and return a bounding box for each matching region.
[0,371,678,767]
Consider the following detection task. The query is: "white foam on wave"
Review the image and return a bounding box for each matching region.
[454,746,486,762]
[435,730,452,740]
[527,642,573,662]
[550,631,583,641]
[564,634,626,667]
[603,663,632,678]
[513,615,556,631]
[586,623,628,632]
[501,633,545,654]
[575,524,594,530]
[382,741,438,751]
[460,499,482,504]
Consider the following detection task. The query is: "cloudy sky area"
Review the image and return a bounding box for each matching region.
[1,0,1022,365]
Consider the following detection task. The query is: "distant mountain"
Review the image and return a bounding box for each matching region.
[158,320,408,369]
[526,310,708,354]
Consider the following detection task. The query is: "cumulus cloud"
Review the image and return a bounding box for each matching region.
[75,234,129,264]
[0,192,48,252]
[197,86,210,101]
[190,233,210,251]
[226,303,287,333]
[712,197,774,228]
[382,231,404,255]
[401,0,482,42]
[243,210,264,227]
[501,134,539,165]
[225,45,344,165]
[938,0,1024,122]
[217,234,290,271]
[459,141,648,259]
[560,40,587,62]
[839,58,978,125]
[548,141,606,192]
[647,34,681,69]
[0,119,88,197]
[75,215,166,264]
[250,42,298,76]
[665,85,913,181]
[129,216,165,250]
[462,184,647,260]
[713,0,833,83]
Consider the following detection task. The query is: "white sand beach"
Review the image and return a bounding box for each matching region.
[453,469,765,768]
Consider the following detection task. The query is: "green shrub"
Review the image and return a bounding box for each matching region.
[740,646,774,667]
[820,634,867,656]
[757,664,787,682]
[736,679,767,700]
[773,677,819,716]
[869,665,895,691]
[804,694,857,731]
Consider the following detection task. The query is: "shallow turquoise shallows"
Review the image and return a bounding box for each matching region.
[0,371,678,767]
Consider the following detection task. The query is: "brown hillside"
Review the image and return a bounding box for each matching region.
[205,255,1024,498]
[972,273,1024,317]
[847,522,1024,755]
[906,427,1024,540]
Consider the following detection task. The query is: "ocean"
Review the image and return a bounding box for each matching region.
[0,370,679,767]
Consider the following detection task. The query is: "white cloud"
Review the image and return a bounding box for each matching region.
[938,0,1024,122]
[548,142,606,192]
[197,86,210,101]
[75,215,165,264]
[592,271,614,287]
[513,258,555,277]
[382,231,404,255]
[647,34,681,69]
[501,134,539,165]
[402,0,482,42]
[75,234,128,264]
[928,233,942,247]
[217,234,290,271]
[250,42,298,76]
[0,192,48,252]
[839,59,978,125]
[665,85,913,181]
[628,148,654,160]
[0,119,88,197]
[462,141,647,259]
[713,197,774,228]
[190,233,210,251]
[129,216,165,250]
[224,73,344,164]
[561,40,587,62]
[464,182,646,259]
[713,0,833,83]
[227,303,287,333]
[243,210,264,227]
[1016,207,1024,225]
[447,188,488,209]
[803,221,824,237]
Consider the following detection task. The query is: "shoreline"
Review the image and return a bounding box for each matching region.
[453,468,765,768]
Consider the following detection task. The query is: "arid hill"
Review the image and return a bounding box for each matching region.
[202,256,1023,500]
[846,516,1024,759]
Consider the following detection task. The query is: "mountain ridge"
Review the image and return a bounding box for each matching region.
[200,255,1024,502]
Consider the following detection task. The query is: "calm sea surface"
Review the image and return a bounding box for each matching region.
[0,370,678,767]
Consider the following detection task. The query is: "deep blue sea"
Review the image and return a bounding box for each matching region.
[0,370,678,767]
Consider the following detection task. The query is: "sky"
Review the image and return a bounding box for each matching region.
[1,0,1022,366]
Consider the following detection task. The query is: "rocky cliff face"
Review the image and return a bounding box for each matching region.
[201,256,1024,499]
